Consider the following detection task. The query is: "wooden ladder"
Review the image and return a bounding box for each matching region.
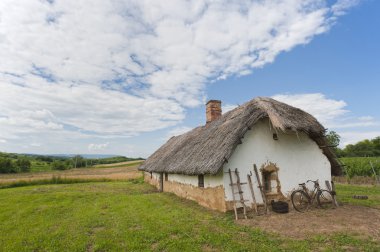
[227,168,248,220]
[253,164,268,214]
[247,171,258,215]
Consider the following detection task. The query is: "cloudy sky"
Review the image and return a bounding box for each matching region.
[0,0,379,157]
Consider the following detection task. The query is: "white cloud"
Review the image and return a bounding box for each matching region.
[332,0,361,16]
[88,143,109,151]
[272,93,379,130]
[358,116,374,121]
[222,104,238,114]
[0,1,359,154]
[0,139,7,143]
[165,126,193,139]
[272,93,379,147]
[272,93,348,126]
[340,131,380,146]
[0,80,183,136]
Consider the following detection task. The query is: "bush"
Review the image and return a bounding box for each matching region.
[0,158,15,173]
[340,157,380,178]
[51,160,69,170]
[15,158,31,173]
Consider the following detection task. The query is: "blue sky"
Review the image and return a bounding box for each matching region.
[0,0,379,157]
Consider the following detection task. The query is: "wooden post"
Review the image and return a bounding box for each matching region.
[227,169,238,220]
[325,180,339,207]
[331,181,339,207]
[369,161,379,184]
[247,172,258,215]
[159,172,164,192]
[253,164,268,214]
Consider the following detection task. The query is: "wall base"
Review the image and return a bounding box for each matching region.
[144,172,227,212]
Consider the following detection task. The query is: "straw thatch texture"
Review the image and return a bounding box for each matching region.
[139,97,342,176]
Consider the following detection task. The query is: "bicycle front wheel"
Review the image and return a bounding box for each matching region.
[317,190,335,209]
[291,190,310,212]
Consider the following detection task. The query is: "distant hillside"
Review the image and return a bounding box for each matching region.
[33,154,121,159]
[0,151,144,174]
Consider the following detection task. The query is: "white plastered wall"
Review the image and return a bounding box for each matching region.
[223,118,331,204]
[150,171,223,188]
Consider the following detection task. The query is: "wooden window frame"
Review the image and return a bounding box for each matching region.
[198,174,204,188]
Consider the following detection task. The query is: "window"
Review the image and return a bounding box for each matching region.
[273,133,278,140]
[263,171,272,192]
[164,173,168,181]
[198,174,204,188]
[261,163,280,196]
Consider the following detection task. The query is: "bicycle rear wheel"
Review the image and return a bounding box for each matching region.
[291,190,310,212]
[317,190,334,209]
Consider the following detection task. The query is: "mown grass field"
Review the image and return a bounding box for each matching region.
[29,160,144,173]
[0,179,379,251]
[335,183,380,208]
[30,161,52,172]
[92,160,144,169]
[0,162,143,187]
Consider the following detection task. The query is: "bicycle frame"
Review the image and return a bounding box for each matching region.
[299,180,321,204]
[292,179,334,212]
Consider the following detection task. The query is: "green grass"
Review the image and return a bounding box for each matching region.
[0,176,113,189]
[92,161,143,169]
[0,181,378,251]
[335,183,380,208]
[27,160,143,173]
[30,161,52,172]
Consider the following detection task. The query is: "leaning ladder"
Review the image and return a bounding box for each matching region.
[227,168,248,220]
[253,164,268,214]
[247,171,258,215]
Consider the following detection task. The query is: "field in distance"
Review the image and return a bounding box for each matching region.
[0,160,144,186]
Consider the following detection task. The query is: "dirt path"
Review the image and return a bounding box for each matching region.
[0,165,142,184]
[238,205,380,240]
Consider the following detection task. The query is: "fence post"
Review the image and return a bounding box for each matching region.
[369,161,379,185]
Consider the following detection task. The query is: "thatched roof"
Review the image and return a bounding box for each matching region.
[139,97,342,176]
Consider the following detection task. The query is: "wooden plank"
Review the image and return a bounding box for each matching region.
[247,171,258,215]
[229,183,247,186]
[330,181,339,207]
[253,164,268,214]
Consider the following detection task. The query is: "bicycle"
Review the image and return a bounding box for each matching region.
[291,179,334,212]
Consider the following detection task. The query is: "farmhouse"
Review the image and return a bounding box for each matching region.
[139,97,342,212]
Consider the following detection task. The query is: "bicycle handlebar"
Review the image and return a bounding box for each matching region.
[306,179,319,184]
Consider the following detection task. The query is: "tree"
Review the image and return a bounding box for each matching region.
[326,131,340,147]
[0,157,15,173]
[325,131,342,156]
[15,158,31,172]
[340,136,380,157]
[51,160,68,170]
[372,137,380,156]
[72,155,86,168]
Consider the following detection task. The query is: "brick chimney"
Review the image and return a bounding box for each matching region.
[206,100,222,124]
